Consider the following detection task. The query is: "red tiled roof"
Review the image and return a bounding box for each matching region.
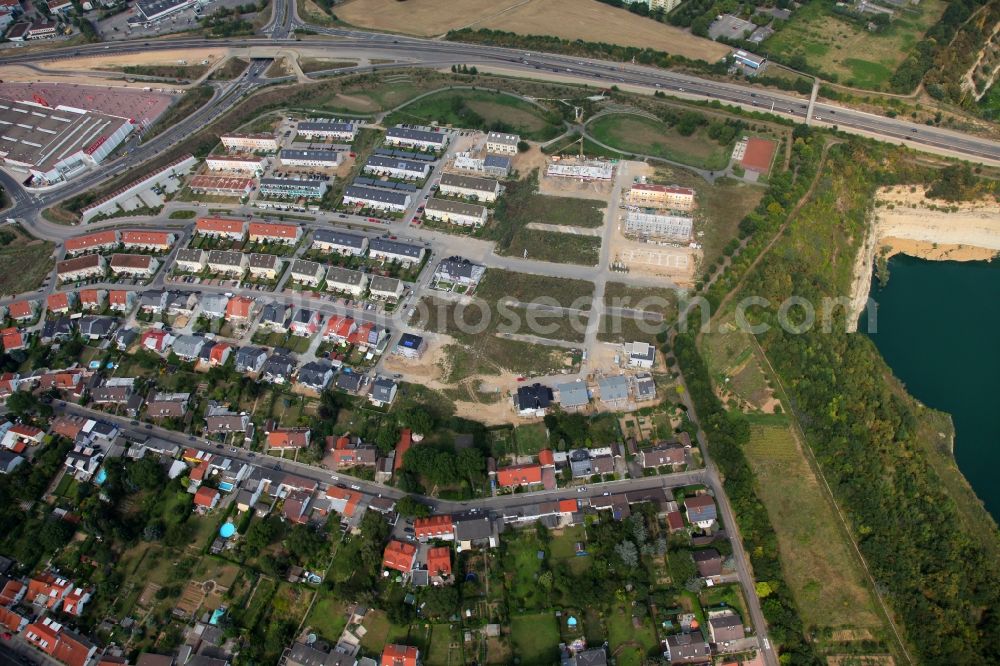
[741,137,776,173]
[47,292,70,311]
[78,289,102,306]
[538,449,554,466]
[348,321,375,346]
[121,231,171,246]
[57,254,102,275]
[414,514,453,539]
[382,540,417,573]
[324,315,355,339]
[51,628,94,666]
[65,230,117,252]
[381,644,419,666]
[209,343,231,365]
[248,222,298,239]
[10,423,43,439]
[267,429,310,449]
[426,547,451,577]
[196,217,247,235]
[2,328,24,351]
[194,486,219,507]
[666,510,685,532]
[0,579,24,605]
[8,300,35,319]
[110,254,153,269]
[394,428,412,472]
[0,606,26,632]
[496,464,542,487]
[27,573,71,609]
[326,485,362,517]
[559,499,578,513]
[108,290,129,306]
[225,296,254,319]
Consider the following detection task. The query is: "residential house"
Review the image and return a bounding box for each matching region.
[24,617,97,666]
[556,381,589,411]
[109,254,158,279]
[433,256,485,287]
[0,450,24,474]
[349,322,386,351]
[113,327,137,350]
[288,309,321,337]
[46,292,75,315]
[140,328,170,353]
[284,643,356,666]
[57,254,105,282]
[40,317,73,343]
[146,397,188,420]
[425,547,451,583]
[342,185,411,213]
[206,250,248,276]
[363,155,431,180]
[640,443,685,469]
[515,383,553,418]
[311,229,368,256]
[267,427,311,450]
[77,289,105,310]
[7,299,36,322]
[485,131,520,155]
[624,341,656,369]
[438,172,500,202]
[495,463,542,488]
[392,333,425,360]
[369,276,403,301]
[247,254,282,280]
[234,346,267,373]
[64,442,104,481]
[385,125,448,150]
[290,259,325,287]
[663,631,711,664]
[209,342,233,367]
[248,222,301,244]
[297,361,334,392]
[684,495,718,529]
[635,373,656,402]
[194,486,221,511]
[259,303,290,331]
[108,290,134,312]
[335,372,366,395]
[707,614,744,644]
[175,248,207,273]
[453,516,498,550]
[597,375,630,407]
[325,266,368,296]
[323,315,357,343]
[91,384,132,405]
[138,290,167,314]
[199,293,230,319]
[563,648,608,666]
[382,540,417,574]
[26,572,72,609]
[326,485,363,521]
[368,377,397,407]
[220,133,278,152]
[327,434,377,468]
[196,217,246,241]
[171,334,205,361]
[1,328,26,352]
[261,352,296,384]
[693,549,723,578]
[225,296,256,322]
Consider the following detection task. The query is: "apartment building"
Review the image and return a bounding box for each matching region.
[277,149,343,169]
[196,216,247,240]
[296,119,358,141]
[342,185,411,213]
[424,197,488,227]
[110,254,158,278]
[258,177,328,199]
[121,230,174,252]
[56,254,105,282]
[438,172,500,202]
[175,248,207,273]
[64,230,118,255]
[385,125,448,151]
[485,131,520,155]
[623,211,694,240]
[289,259,325,287]
[220,133,279,152]
[188,175,255,197]
[627,183,695,210]
[311,229,368,256]
[247,254,282,280]
[363,155,431,181]
[205,155,267,173]
[248,222,302,244]
[207,250,248,275]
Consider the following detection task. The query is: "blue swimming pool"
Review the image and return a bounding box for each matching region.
[94,468,107,485]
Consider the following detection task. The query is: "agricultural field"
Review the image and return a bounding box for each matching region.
[743,422,888,646]
[335,0,728,61]
[588,115,733,171]
[762,0,948,89]
[385,89,562,141]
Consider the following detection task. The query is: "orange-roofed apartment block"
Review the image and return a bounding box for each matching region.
[64,230,118,255]
[121,231,174,252]
[381,644,419,666]
[248,222,301,244]
[414,515,454,541]
[382,540,417,574]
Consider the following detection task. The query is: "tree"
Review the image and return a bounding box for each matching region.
[614,540,639,568]
[39,519,74,553]
[396,495,431,518]
[6,391,39,418]
[129,457,165,490]
[422,586,459,619]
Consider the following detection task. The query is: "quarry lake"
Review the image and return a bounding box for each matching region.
[862,254,1000,522]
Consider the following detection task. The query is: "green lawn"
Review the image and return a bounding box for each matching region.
[761,0,948,90]
[504,532,547,610]
[606,604,659,665]
[588,114,732,170]
[513,423,549,455]
[549,525,586,559]
[384,89,561,141]
[305,592,348,642]
[510,613,560,665]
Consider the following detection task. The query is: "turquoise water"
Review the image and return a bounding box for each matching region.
[94,468,107,485]
[219,522,236,538]
[861,254,1000,521]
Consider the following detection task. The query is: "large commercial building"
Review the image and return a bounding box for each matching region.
[627,183,695,210]
[424,198,488,228]
[342,185,410,212]
[296,120,358,141]
[258,177,327,199]
[132,0,197,24]
[623,211,693,241]
[385,126,448,151]
[0,98,132,184]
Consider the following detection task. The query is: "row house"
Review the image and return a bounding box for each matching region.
[248,221,301,244]
[258,177,327,199]
[24,617,97,666]
[188,175,254,198]
[311,229,368,256]
[205,154,267,173]
[485,131,520,155]
[296,119,357,141]
[325,266,368,296]
[56,254,105,282]
[369,238,425,266]
[627,183,696,210]
[196,216,247,241]
[207,250,248,275]
[64,230,118,255]
[342,185,411,213]
[424,197,487,227]
[175,248,207,273]
[363,155,431,181]
[385,125,448,151]
[290,259,325,287]
[121,230,173,252]
[438,172,500,202]
[220,133,279,152]
[323,315,356,343]
[247,253,282,280]
[369,276,403,301]
[278,149,343,169]
[110,254,158,278]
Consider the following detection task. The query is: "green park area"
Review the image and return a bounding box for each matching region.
[588,114,733,171]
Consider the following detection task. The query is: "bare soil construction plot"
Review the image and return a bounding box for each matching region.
[336,0,727,61]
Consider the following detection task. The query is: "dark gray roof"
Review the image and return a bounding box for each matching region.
[291,259,323,276]
[369,237,424,260]
[425,197,487,218]
[344,185,410,206]
[78,315,115,337]
[248,253,280,270]
[260,303,289,324]
[369,275,401,293]
[312,229,367,249]
[484,154,511,168]
[297,120,356,133]
[370,377,396,402]
[262,353,296,379]
[176,248,205,263]
[280,149,342,162]
[386,125,447,145]
[297,360,333,388]
[516,383,553,411]
[435,256,484,281]
[365,155,430,173]
[326,266,367,286]
[207,250,245,267]
[336,372,364,392]
[454,516,493,541]
[439,172,498,193]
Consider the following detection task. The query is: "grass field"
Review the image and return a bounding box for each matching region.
[743,423,884,633]
[606,603,659,666]
[588,115,732,171]
[119,63,211,80]
[0,238,54,297]
[503,192,605,229]
[145,86,214,141]
[596,313,665,346]
[299,58,357,74]
[503,228,601,265]
[476,269,594,310]
[762,0,948,89]
[384,89,561,141]
[506,533,547,609]
[510,613,560,664]
[305,592,348,641]
[696,175,768,268]
[604,282,678,317]
[513,423,549,455]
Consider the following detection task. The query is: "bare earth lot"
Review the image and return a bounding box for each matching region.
[336,0,728,61]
